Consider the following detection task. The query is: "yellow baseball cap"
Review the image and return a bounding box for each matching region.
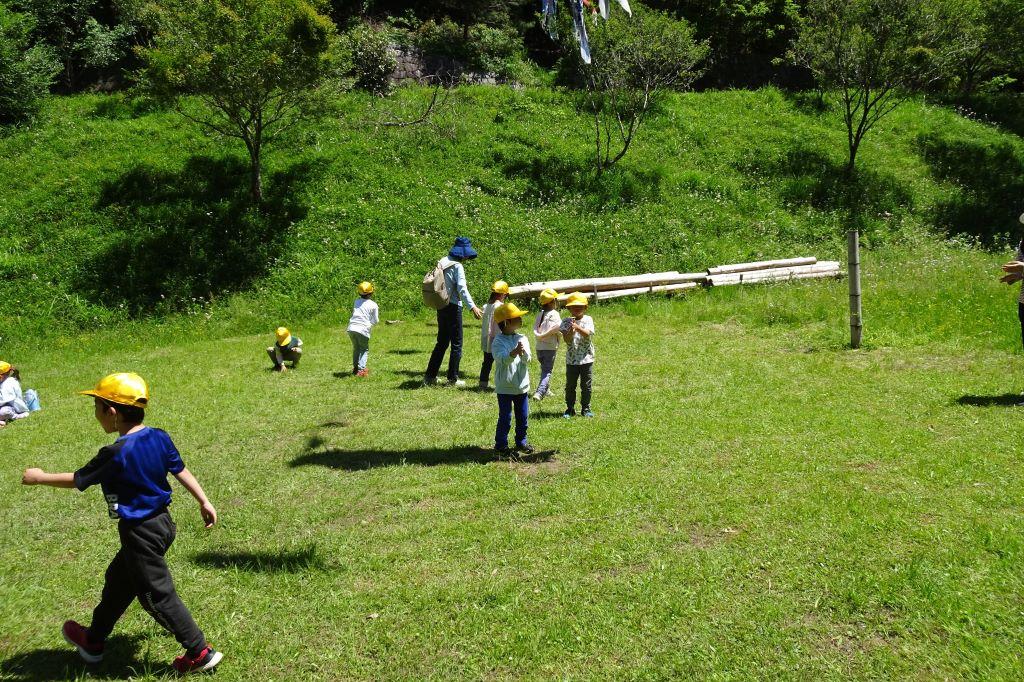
[564,292,589,308]
[0,361,11,375]
[538,288,561,305]
[358,281,374,295]
[492,280,510,295]
[80,372,150,408]
[493,302,528,324]
[275,327,292,345]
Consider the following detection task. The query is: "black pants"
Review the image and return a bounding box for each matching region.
[426,304,464,382]
[565,363,593,412]
[88,510,206,654]
[479,352,494,385]
[1018,303,1024,349]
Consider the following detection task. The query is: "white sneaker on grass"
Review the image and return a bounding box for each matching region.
[448,379,467,387]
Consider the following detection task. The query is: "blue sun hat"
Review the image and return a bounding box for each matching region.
[449,236,478,261]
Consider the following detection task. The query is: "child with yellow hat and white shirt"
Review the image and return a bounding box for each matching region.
[347,281,379,377]
[267,327,302,372]
[478,280,509,390]
[492,302,535,454]
[560,292,596,418]
[532,288,563,401]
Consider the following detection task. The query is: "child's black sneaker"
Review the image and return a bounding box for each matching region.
[581,409,595,418]
[562,410,575,419]
[62,620,104,664]
[515,442,536,455]
[173,646,223,675]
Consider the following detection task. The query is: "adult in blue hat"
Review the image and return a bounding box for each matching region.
[424,237,483,387]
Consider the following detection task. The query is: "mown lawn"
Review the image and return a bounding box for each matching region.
[3,246,1024,680]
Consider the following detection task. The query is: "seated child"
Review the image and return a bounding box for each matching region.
[0,361,29,427]
[479,280,509,390]
[532,288,562,401]
[347,281,379,377]
[267,327,302,372]
[560,292,596,418]
[491,302,535,454]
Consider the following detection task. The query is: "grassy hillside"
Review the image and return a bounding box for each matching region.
[1,86,1022,353]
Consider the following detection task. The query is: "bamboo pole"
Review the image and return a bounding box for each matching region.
[509,271,705,298]
[707,262,841,286]
[709,270,841,287]
[848,230,862,349]
[706,257,817,276]
[593,282,699,301]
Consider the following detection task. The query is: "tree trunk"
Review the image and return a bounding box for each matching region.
[249,141,263,205]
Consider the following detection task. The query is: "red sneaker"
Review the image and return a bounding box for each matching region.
[62,620,104,663]
[173,646,223,675]
[356,369,369,377]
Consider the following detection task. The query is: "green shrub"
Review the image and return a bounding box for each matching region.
[414,18,525,79]
[0,5,59,124]
[346,22,396,95]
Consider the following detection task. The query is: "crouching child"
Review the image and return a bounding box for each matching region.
[267,326,302,372]
[491,302,535,455]
[20,372,223,675]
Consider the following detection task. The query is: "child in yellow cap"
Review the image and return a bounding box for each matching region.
[492,302,535,454]
[560,292,596,418]
[478,280,509,390]
[267,326,302,372]
[532,288,563,401]
[347,281,379,377]
[0,361,30,427]
[21,373,223,674]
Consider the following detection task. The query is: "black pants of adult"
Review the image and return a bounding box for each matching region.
[426,303,464,382]
[87,510,206,655]
[479,352,494,385]
[565,362,593,412]
[1018,303,1024,349]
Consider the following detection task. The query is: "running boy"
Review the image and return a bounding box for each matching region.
[491,302,535,454]
[20,372,223,674]
[560,292,596,418]
[347,281,379,377]
[532,288,562,401]
[478,280,509,390]
[267,326,302,372]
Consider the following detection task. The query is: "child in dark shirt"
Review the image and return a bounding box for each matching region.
[21,372,223,675]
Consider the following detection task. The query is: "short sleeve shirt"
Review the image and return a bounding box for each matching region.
[561,315,596,365]
[75,427,184,521]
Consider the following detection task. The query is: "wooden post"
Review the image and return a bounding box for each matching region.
[848,230,862,349]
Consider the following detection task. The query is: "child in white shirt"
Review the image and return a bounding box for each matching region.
[532,288,562,401]
[347,281,379,377]
[0,362,29,427]
[560,292,596,418]
[478,280,509,390]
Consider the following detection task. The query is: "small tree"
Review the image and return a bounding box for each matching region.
[933,0,1024,97]
[0,4,60,124]
[570,6,707,174]
[138,0,339,204]
[793,0,946,175]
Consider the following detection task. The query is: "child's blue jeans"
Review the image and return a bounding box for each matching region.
[495,392,529,449]
[536,350,557,396]
[349,330,370,372]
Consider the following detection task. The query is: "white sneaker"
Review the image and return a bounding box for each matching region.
[448,379,467,387]
[531,392,542,401]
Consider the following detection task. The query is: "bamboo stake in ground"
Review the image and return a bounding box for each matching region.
[848,230,862,349]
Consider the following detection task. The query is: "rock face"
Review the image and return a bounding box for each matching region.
[388,45,500,86]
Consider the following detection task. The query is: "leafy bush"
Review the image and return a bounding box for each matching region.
[0,5,59,124]
[415,18,526,78]
[346,22,396,95]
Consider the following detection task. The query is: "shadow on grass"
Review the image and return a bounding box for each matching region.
[955,393,1022,407]
[388,349,422,355]
[75,155,321,314]
[290,444,554,471]
[491,147,662,211]
[918,132,1024,246]
[193,544,323,572]
[0,635,149,681]
[734,144,913,216]
[396,379,425,390]
[332,371,356,379]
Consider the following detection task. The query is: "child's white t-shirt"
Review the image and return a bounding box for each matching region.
[481,302,500,353]
[347,298,379,338]
[533,309,562,351]
[561,315,596,365]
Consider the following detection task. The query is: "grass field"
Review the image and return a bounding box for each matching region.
[3,244,1024,680]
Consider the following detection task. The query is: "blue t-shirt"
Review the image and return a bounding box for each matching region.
[74,427,185,522]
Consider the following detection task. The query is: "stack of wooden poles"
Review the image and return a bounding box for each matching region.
[508,257,842,303]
